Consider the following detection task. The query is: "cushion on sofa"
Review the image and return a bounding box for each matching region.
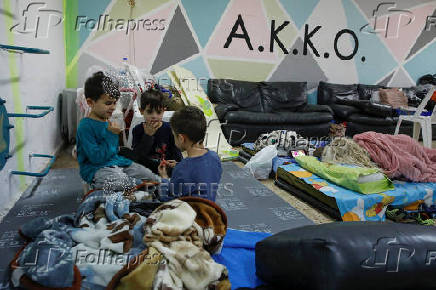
[214,104,239,121]
[258,81,307,112]
[300,104,333,114]
[208,79,308,113]
[329,104,360,119]
[317,81,358,105]
[348,113,397,126]
[223,111,333,124]
[207,79,263,112]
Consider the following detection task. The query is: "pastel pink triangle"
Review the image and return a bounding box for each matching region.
[87,3,176,69]
[206,0,278,61]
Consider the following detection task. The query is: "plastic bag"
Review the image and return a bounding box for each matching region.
[244,145,277,179]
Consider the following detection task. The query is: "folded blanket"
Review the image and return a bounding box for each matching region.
[143,199,231,289]
[179,196,227,254]
[354,132,436,182]
[295,156,394,194]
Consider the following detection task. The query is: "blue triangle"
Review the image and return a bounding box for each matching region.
[404,40,436,83]
[180,0,229,48]
[78,0,112,47]
[342,0,397,84]
[279,0,319,29]
[182,55,210,91]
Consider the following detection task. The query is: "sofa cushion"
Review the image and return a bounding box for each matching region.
[300,104,333,114]
[258,81,307,112]
[317,81,358,105]
[214,104,239,121]
[361,101,395,118]
[348,113,398,126]
[329,104,360,119]
[223,111,333,124]
[207,79,263,112]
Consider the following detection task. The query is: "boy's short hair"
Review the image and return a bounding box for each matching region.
[170,106,206,144]
[140,86,166,111]
[84,71,120,101]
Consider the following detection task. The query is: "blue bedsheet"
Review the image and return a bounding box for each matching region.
[279,163,436,221]
[213,228,271,289]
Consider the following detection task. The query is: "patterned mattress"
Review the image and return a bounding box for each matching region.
[277,163,436,222]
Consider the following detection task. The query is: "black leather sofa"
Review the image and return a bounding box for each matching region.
[317,81,436,137]
[208,79,334,145]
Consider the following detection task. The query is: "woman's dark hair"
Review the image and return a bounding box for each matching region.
[170,106,206,144]
[84,71,120,101]
[140,86,166,111]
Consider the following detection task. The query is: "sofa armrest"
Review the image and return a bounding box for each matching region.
[215,104,240,121]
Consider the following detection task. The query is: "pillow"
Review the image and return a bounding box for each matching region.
[358,84,384,100]
[379,88,408,109]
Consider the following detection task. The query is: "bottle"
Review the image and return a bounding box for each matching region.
[122,57,129,72]
[119,57,129,88]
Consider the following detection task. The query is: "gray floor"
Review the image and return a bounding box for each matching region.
[218,162,313,233]
[0,168,83,289]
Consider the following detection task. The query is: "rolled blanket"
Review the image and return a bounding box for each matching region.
[353,132,436,182]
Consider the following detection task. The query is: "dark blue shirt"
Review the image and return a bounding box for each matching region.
[76,118,131,183]
[160,150,222,201]
[131,122,182,173]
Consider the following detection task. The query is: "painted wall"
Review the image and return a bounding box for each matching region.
[66,0,436,104]
[0,0,65,217]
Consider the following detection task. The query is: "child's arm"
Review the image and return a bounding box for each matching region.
[77,123,118,164]
[158,164,195,201]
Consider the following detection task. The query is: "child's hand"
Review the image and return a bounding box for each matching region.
[108,121,122,135]
[158,161,169,178]
[143,121,162,136]
[166,160,177,168]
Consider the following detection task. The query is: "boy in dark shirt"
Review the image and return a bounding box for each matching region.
[128,87,182,174]
[158,106,222,201]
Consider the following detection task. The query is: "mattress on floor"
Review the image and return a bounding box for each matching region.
[277,163,436,222]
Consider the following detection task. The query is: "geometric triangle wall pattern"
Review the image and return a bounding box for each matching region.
[151,6,199,74]
[180,0,230,48]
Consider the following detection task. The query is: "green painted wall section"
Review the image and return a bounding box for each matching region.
[64,0,79,88]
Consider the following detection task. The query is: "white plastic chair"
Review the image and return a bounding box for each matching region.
[394,86,435,148]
